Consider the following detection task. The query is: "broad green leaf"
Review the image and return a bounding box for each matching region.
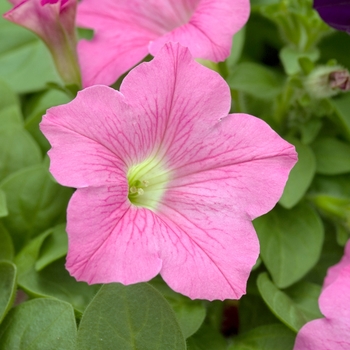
[299,119,322,144]
[0,105,22,127]
[0,79,19,112]
[312,137,350,175]
[239,293,280,333]
[227,62,283,99]
[279,139,316,208]
[305,222,344,285]
[149,277,206,339]
[254,203,324,288]
[257,273,322,332]
[15,229,99,313]
[0,124,42,180]
[0,261,16,323]
[24,89,71,153]
[35,224,68,271]
[336,222,350,246]
[0,189,8,217]
[0,165,72,251]
[14,228,52,276]
[330,93,350,142]
[0,1,60,93]
[0,299,76,350]
[0,223,13,261]
[229,324,296,350]
[187,324,227,350]
[311,174,350,199]
[76,283,186,350]
[279,47,319,75]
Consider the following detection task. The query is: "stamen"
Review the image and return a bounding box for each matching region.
[137,188,144,195]
[129,186,138,194]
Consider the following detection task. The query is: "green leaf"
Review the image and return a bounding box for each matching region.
[279,47,319,75]
[254,203,324,288]
[279,139,316,208]
[229,324,295,350]
[311,174,350,199]
[15,229,99,313]
[239,293,280,333]
[305,222,344,285]
[0,189,8,218]
[0,299,76,350]
[24,89,71,153]
[330,93,350,142]
[0,165,72,251]
[0,223,14,261]
[227,62,284,99]
[0,105,22,126]
[0,2,60,93]
[76,283,186,350]
[0,79,19,112]
[187,324,227,350]
[0,261,16,323]
[257,273,322,332]
[149,277,206,339]
[0,122,42,181]
[311,137,350,175]
[299,119,322,144]
[35,223,68,271]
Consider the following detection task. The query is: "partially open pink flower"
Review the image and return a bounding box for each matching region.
[77,0,250,87]
[40,43,296,300]
[294,240,350,349]
[4,0,81,86]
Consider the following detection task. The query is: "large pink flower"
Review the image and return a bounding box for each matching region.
[77,0,250,87]
[294,240,350,349]
[40,43,297,300]
[4,0,81,86]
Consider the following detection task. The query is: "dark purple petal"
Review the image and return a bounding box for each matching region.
[314,0,350,32]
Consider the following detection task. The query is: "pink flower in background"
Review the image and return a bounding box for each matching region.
[4,0,81,86]
[40,43,296,300]
[77,0,250,87]
[294,240,350,350]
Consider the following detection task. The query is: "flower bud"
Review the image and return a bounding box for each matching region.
[4,0,81,88]
[304,65,350,99]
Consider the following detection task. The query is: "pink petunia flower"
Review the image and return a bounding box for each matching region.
[77,0,250,87]
[40,43,297,300]
[4,0,81,86]
[294,240,350,349]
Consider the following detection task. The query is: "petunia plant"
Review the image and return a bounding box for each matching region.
[0,0,350,348]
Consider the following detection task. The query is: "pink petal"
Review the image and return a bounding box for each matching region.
[157,202,259,300]
[294,265,350,350]
[323,239,350,289]
[66,186,162,284]
[320,265,350,320]
[77,0,196,86]
[77,0,249,86]
[149,0,250,61]
[41,86,159,188]
[293,320,350,350]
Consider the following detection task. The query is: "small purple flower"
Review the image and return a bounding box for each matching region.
[313,0,350,32]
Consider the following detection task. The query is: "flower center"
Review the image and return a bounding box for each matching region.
[127,157,170,210]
